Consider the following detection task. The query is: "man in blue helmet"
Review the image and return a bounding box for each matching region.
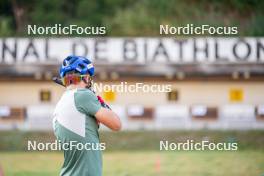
[53,55,121,176]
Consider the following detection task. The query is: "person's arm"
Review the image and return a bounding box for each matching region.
[95,107,121,131]
[75,89,121,131]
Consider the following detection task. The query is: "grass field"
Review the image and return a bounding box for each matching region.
[1,131,264,175]
[1,150,264,176]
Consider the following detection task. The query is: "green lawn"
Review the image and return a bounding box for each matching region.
[0,150,264,176]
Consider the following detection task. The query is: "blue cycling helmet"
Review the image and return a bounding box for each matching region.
[59,55,95,77]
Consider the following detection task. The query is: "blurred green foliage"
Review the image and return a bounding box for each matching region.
[0,0,263,36]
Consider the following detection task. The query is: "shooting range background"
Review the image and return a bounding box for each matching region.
[0,1,264,176]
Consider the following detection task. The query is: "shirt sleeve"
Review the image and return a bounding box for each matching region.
[74,89,102,116]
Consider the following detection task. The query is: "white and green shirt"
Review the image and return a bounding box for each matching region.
[53,88,102,176]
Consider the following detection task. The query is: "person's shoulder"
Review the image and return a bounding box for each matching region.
[75,88,96,98]
[74,88,101,115]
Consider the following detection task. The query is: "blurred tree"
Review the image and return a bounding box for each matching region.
[0,0,263,36]
[11,0,24,33]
